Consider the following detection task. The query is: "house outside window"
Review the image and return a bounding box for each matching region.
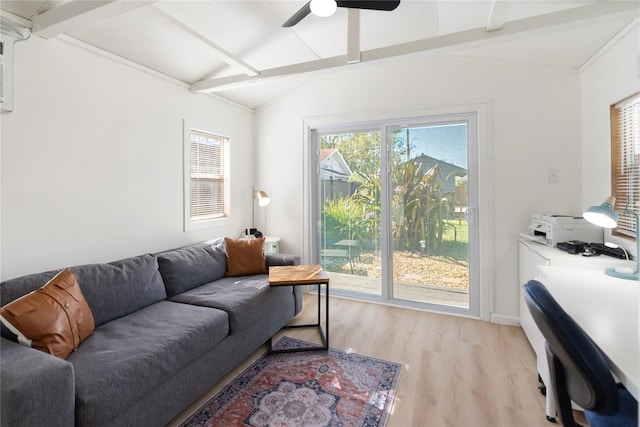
[611,93,639,238]
[184,128,228,230]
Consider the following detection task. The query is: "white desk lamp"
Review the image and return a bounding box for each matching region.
[251,187,271,230]
[583,196,639,281]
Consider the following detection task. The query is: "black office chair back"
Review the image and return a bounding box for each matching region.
[522,280,620,423]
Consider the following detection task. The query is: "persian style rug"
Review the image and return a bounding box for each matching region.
[180,337,402,427]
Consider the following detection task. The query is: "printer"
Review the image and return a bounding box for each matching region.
[525,214,603,247]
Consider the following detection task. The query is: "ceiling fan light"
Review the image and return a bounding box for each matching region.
[310,0,337,17]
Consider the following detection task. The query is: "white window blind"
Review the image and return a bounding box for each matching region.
[612,94,640,237]
[189,129,227,222]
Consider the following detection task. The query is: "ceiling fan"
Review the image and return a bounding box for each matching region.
[282,0,401,28]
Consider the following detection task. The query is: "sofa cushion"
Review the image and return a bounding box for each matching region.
[0,268,95,359]
[224,237,267,277]
[68,300,229,426]
[0,254,166,328]
[170,275,295,334]
[72,254,167,327]
[157,240,226,298]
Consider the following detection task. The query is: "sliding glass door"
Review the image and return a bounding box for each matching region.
[388,122,470,308]
[313,114,477,316]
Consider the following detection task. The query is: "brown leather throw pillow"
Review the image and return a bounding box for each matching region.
[0,268,95,359]
[224,237,268,277]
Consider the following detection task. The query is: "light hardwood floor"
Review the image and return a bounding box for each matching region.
[169,294,576,427]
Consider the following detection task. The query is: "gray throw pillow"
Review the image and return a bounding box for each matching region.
[157,240,226,297]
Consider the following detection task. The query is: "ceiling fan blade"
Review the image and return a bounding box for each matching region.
[282,2,312,27]
[336,0,400,11]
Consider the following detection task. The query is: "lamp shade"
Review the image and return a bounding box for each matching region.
[583,196,619,229]
[256,190,271,207]
[310,0,337,17]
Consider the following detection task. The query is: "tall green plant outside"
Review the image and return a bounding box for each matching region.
[321,197,375,248]
[352,159,452,252]
[394,160,451,251]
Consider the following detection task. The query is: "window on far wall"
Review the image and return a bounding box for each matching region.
[184,128,228,230]
[611,93,639,239]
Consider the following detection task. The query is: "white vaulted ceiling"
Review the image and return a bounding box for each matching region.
[1,1,638,109]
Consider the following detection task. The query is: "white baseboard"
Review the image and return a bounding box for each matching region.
[490,313,520,326]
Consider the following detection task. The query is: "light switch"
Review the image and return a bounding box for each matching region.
[547,168,559,184]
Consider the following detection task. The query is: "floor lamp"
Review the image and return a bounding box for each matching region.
[583,196,639,281]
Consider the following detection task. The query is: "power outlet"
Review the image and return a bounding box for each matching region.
[547,168,559,184]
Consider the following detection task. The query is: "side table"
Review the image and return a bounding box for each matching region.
[268,264,329,353]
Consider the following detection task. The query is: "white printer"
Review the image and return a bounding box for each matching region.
[525,214,603,247]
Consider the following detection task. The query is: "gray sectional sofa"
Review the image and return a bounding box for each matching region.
[0,239,302,427]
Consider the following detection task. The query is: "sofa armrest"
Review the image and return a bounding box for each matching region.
[266,253,301,267]
[1,338,75,427]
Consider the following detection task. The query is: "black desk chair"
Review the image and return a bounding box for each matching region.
[522,280,638,427]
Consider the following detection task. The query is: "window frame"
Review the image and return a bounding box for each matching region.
[610,93,639,240]
[183,123,230,231]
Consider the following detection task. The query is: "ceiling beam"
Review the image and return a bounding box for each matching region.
[486,0,511,32]
[192,56,346,93]
[32,0,156,39]
[1,10,33,29]
[150,6,259,77]
[191,1,639,94]
[347,9,360,64]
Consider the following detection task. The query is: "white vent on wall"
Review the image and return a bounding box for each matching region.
[1,17,30,113]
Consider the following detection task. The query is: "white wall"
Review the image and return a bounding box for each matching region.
[0,33,596,320]
[581,22,640,257]
[1,36,254,280]
[255,54,583,321]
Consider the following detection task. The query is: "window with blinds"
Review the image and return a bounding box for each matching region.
[611,93,639,238]
[188,129,227,223]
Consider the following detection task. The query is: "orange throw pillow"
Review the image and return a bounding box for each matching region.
[224,237,268,277]
[0,268,95,359]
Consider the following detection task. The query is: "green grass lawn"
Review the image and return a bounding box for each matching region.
[442,219,468,243]
[438,219,468,262]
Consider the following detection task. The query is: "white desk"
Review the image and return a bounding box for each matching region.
[536,266,639,400]
[519,239,638,420]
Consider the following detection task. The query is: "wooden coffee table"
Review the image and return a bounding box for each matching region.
[268,265,329,353]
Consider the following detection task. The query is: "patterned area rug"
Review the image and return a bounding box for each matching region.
[180,337,402,427]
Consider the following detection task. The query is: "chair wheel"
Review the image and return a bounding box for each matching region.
[546,415,556,423]
[538,384,547,396]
